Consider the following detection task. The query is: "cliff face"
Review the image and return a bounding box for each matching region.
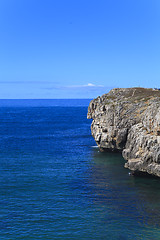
[87,88,160,177]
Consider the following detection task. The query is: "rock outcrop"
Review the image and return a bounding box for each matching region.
[87,88,160,177]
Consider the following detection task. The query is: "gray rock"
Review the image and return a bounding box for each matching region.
[87,87,160,177]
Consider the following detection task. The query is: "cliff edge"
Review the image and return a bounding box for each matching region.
[87,87,160,177]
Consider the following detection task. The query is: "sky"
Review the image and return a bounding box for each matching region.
[0,0,160,99]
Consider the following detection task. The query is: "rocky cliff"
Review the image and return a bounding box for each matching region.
[87,88,160,177]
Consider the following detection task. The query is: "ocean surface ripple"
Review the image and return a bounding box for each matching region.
[0,100,160,239]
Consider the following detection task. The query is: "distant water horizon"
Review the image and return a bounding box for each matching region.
[0,99,92,107]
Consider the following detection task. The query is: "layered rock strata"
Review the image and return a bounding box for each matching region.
[87,88,160,177]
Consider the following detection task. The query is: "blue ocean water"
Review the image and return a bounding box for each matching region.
[0,99,160,240]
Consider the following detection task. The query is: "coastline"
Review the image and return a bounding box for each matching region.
[88,87,160,177]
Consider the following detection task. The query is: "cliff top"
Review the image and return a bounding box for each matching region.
[88,87,160,125]
[90,88,160,108]
[107,87,160,97]
[102,87,160,101]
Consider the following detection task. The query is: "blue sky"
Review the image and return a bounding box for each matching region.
[0,0,160,99]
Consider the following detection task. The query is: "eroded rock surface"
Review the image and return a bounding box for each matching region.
[87,88,160,177]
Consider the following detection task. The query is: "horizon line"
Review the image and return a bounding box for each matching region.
[0,98,93,100]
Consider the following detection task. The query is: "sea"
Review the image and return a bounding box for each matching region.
[1,99,160,240]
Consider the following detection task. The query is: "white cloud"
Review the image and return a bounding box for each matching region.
[86,83,95,87]
[66,83,104,88]
[44,83,106,91]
